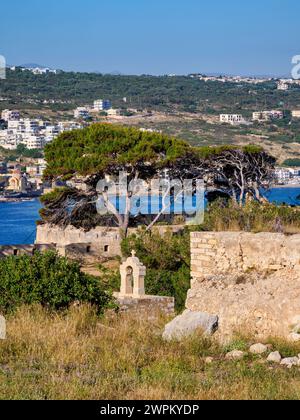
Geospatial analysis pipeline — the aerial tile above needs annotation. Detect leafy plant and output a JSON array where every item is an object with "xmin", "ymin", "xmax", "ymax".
[{"xmin": 0, "ymin": 251, "xmax": 114, "ymax": 314}]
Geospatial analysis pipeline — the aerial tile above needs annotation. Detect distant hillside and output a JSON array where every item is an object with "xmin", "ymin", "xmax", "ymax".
[{"xmin": 2, "ymin": 68, "xmax": 300, "ymax": 115}]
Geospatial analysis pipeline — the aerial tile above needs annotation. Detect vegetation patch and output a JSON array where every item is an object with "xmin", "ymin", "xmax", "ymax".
[
  {"xmin": 0, "ymin": 251, "xmax": 114, "ymax": 314},
  {"xmin": 0, "ymin": 306, "xmax": 299, "ymax": 400}
]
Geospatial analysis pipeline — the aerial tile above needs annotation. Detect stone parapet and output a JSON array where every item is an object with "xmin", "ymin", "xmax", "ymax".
[
  {"xmin": 188, "ymin": 232, "xmax": 300, "ymax": 342},
  {"xmin": 114, "ymin": 293, "xmax": 175, "ymax": 317}
]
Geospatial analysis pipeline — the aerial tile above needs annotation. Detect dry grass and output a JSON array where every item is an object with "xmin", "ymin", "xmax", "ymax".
[{"xmin": 0, "ymin": 305, "xmax": 300, "ymax": 400}]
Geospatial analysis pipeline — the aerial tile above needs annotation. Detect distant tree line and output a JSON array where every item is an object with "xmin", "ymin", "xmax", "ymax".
[{"xmin": 2, "ymin": 68, "xmax": 300, "ymax": 114}]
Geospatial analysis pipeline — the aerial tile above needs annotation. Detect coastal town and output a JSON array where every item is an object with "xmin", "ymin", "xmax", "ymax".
[{"xmin": 2, "ymin": 87, "xmax": 300, "ymax": 201}]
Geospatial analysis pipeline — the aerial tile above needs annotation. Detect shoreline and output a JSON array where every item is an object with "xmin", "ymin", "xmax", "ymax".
[
  {"xmin": 272, "ymin": 184, "xmax": 300, "ymax": 189},
  {"xmin": 0, "ymin": 198, "xmax": 38, "ymax": 204}
]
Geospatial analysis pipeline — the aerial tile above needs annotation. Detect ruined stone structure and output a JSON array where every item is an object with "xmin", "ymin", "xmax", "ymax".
[
  {"xmin": 0, "ymin": 244, "xmax": 56, "ymax": 259},
  {"xmin": 114, "ymin": 251, "xmax": 175, "ymax": 316},
  {"xmin": 36, "ymin": 224, "xmax": 185, "ymax": 262},
  {"xmin": 187, "ymin": 232, "xmax": 300, "ymax": 342},
  {"xmin": 36, "ymin": 225, "xmax": 122, "ymax": 260}
]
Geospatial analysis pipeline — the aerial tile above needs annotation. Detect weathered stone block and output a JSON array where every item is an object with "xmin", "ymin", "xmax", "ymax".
[
  {"xmin": 0, "ymin": 316, "xmax": 6, "ymax": 340},
  {"xmin": 162, "ymin": 310, "xmax": 218, "ymax": 341}
]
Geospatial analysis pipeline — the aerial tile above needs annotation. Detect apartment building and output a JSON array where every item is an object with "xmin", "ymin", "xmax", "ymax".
[
  {"xmin": 93, "ymin": 99, "xmax": 112, "ymax": 111},
  {"xmin": 292, "ymin": 110, "xmax": 300, "ymax": 118},
  {"xmin": 1, "ymin": 109, "xmax": 20, "ymax": 122},
  {"xmin": 253, "ymin": 110, "xmax": 284, "ymax": 121},
  {"xmin": 220, "ymin": 114, "xmax": 244, "ymax": 124},
  {"xmin": 277, "ymin": 81, "xmax": 289, "ymax": 91},
  {"xmin": 74, "ymin": 107, "xmax": 90, "ymax": 119},
  {"xmin": 107, "ymin": 108, "xmax": 121, "ymax": 117},
  {"xmin": 22, "ymin": 135, "xmax": 45, "ymax": 150}
]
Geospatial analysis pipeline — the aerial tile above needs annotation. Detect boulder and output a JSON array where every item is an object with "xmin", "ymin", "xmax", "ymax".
[
  {"xmin": 225, "ymin": 350, "xmax": 245, "ymax": 361},
  {"xmin": 292, "ymin": 324, "xmax": 300, "ymax": 334},
  {"xmin": 267, "ymin": 351, "xmax": 282, "ymax": 364},
  {"xmin": 249, "ymin": 343, "xmax": 268, "ymax": 355},
  {"xmin": 288, "ymin": 333, "xmax": 300, "ymax": 343},
  {"xmin": 162, "ymin": 310, "xmax": 218, "ymax": 341},
  {"xmin": 280, "ymin": 357, "xmax": 299, "ymax": 367},
  {"xmin": 0, "ymin": 316, "xmax": 6, "ymax": 340},
  {"xmin": 205, "ymin": 357, "xmax": 214, "ymax": 365}
]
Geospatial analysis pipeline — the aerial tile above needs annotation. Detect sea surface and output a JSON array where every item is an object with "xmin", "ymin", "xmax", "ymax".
[
  {"xmin": 0, "ymin": 199, "xmax": 41, "ymax": 246},
  {"xmin": 0, "ymin": 188, "xmax": 300, "ymax": 246}
]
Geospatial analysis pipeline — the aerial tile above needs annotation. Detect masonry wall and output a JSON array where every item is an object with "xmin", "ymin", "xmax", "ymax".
[
  {"xmin": 0, "ymin": 244, "xmax": 56, "ymax": 259},
  {"xmin": 114, "ymin": 293, "xmax": 175, "ymax": 317},
  {"xmin": 191, "ymin": 231, "xmax": 300, "ymax": 281},
  {"xmin": 36, "ymin": 224, "xmax": 185, "ymax": 260},
  {"xmin": 36, "ymin": 225, "xmax": 122, "ymax": 258},
  {"xmin": 188, "ymin": 232, "xmax": 300, "ymax": 341}
]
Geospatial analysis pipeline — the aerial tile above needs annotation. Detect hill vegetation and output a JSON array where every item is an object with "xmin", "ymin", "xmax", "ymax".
[
  {"xmin": 2, "ymin": 69, "xmax": 300, "ymax": 163},
  {"xmin": 2, "ymin": 68, "xmax": 300, "ymax": 114}
]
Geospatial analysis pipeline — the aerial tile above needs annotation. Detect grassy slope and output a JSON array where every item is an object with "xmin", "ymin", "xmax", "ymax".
[{"xmin": 0, "ymin": 305, "xmax": 300, "ymax": 400}]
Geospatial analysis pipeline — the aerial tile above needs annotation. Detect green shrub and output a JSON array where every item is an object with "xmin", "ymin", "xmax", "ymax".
[
  {"xmin": 201, "ymin": 199, "xmax": 300, "ymax": 233},
  {"xmin": 0, "ymin": 251, "xmax": 114, "ymax": 314}
]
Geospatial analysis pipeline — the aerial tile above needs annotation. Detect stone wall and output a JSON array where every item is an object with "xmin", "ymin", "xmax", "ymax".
[
  {"xmin": 188, "ymin": 232, "xmax": 300, "ymax": 341},
  {"xmin": 0, "ymin": 244, "xmax": 56, "ymax": 259},
  {"xmin": 36, "ymin": 224, "xmax": 185, "ymax": 261},
  {"xmin": 36, "ymin": 225, "xmax": 122, "ymax": 258},
  {"xmin": 114, "ymin": 293, "xmax": 175, "ymax": 317}
]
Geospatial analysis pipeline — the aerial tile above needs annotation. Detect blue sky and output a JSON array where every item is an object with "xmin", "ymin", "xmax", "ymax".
[{"xmin": 1, "ymin": 0, "xmax": 299, "ymax": 76}]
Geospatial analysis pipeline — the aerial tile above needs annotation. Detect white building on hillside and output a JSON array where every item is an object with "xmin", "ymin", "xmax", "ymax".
[
  {"xmin": 1, "ymin": 109, "xmax": 20, "ymax": 121},
  {"xmin": 42, "ymin": 125, "xmax": 61, "ymax": 143},
  {"xmin": 74, "ymin": 107, "xmax": 90, "ymax": 119},
  {"xmin": 292, "ymin": 110, "xmax": 300, "ymax": 118},
  {"xmin": 220, "ymin": 114, "xmax": 245, "ymax": 125},
  {"xmin": 277, "ymin": 81, "xmax": 289, "ymax": 91},
  {"xmin": 253, "ymin": 110, "xmax": 284, "ymax": 121},
  {"xmin": 22, "ymin": 135, "xmax": 45, "ymax": 150},
  {"xmin": 107, "ymin": 108, "xmax": 121, "ymax": 117},
  {"xmin": 93, "ymin": 99, "xmax": 112, "ymax": 111}
]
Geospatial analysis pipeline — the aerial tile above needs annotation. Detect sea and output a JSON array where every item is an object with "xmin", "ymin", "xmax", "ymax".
[{"xmin": 0, "ymin": 187, "xmax": 300, "ymax": 246}]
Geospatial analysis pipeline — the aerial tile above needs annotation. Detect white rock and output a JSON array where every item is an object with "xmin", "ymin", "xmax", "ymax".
[
  {"xmin": 280, "ymin": 357, "xmax": 299, "ymax": 367},
  {"xmin": 0, "ymin": 316, "xmax": 6, "ymax": 340},
  {"xmin": 205, "ymin": 357, "xmax": 214, "ymax": 365},
  {"xmin": 249, "ymin": 343, "xmax": 268, "ymax": 355},
  {"xmin": 162, "ymin": 310, "xmax": 219, "ymax": 341},
  {"xmin": 288, "ymin": 333, "xmax": 300, "ymax": 343},
  {"xmin": 291, "ymin": 315, "xmax": 300, "ymax": 326},
  {"xmin": 267, "ymin": 351, "xmax": 282, "ymax": 364},
  {"xmin": 293, "ymin": 324, "xmax": 300, "ymax": 334},
  {"xmin": 225, "ymin": 350, "xmax": 245, "ymax": 361}
]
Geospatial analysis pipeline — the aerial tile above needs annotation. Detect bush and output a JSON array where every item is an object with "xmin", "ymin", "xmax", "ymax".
[
  {"xmin": 201, "ymin": 199, "xmax": 300, "ymax": 233},
  {"xmin": 0, "ymin": 251, "xmax": 114, "ymax": 314}
]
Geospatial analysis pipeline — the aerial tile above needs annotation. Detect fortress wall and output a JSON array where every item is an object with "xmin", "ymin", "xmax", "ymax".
[
  {"xmin": 188, "ymin": 232, "xmax": 300, "ymax": 341},
  {"xmin": 35, "ymin": 224, "xmax": 185, "ymax": 260},
  {"xmin": 36, "ymin": 225, "xmax": 122, "ymax": 258},
  {"xmin": 0, "ymin": 244, "xmax": 56, "ymax": 258}
]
